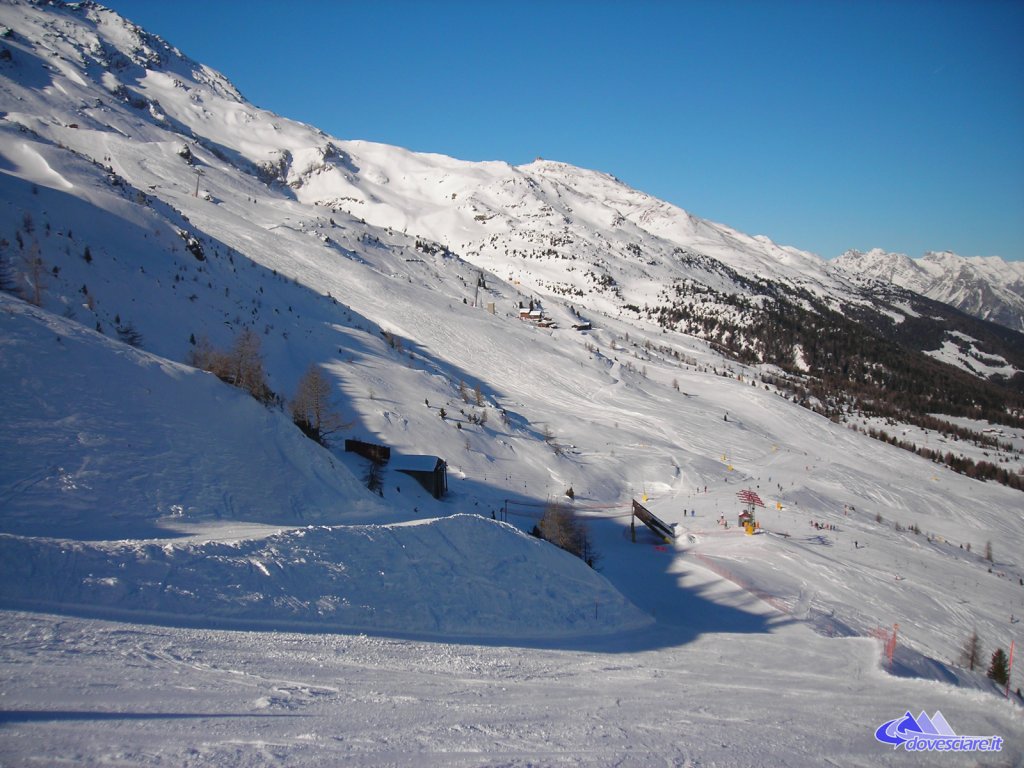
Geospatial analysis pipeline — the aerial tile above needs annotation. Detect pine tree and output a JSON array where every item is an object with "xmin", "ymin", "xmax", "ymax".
[
  {"xmin": 987, "ymin": 648, "xmax": 1010, "ymax": 686},
  {"xmin": 224, "ymin": 328, "xmax": 272, "ymax": 404},
  {"xmin": 22, "ymin": 240, "xmax": 44, "ymax": 306},
  {"xmin": 187, "ymin": 334, "xmax": 220, "ymax": 372},
  {"xmin": 365, "ymin": 460, "xmax": 383, "ymax": 496},
  {"xmin": 188, "ymin": 330, "xmax": 273, "ymax": 405},
  {"xmin": 116, "ymin": 321, "xmax": 143, "ymax": 348},
  {"xmin": 0, "ymin": 249, "xmax": 16, "ymax": 294},
  {"xmin": 960, "ymin": 629, "xmax": 982, "ymax": 671},
  {"xmin": 290, "ymin": 364, "xmax": 346, "ymax": 445},
  {"xmin": 537, "ymin": 504, "xmax": 597, "ymax": 567}
]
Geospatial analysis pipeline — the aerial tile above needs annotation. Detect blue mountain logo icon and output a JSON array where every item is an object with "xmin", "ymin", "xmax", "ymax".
[
  {"xmin": 875, "ymin": 710, "xmax": 958, "ymax": 747},
  {"xmin": 875, "ymin": 710, "xmax": 1003, "ymax": 753}
]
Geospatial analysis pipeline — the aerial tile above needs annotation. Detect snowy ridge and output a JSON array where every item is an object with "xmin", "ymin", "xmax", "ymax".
[
  {"xmin": 835, "ymin": 248, "xmax": 1024, "ymax": 332},
  {"xmin": 0, "ymin": 0, "xmax": 859, "ymax": 320}
]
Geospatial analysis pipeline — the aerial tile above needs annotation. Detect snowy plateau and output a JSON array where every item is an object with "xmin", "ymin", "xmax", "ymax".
[{"xmin": 0, "ymin": 1, "xmax": 1023, "ymax": 766}]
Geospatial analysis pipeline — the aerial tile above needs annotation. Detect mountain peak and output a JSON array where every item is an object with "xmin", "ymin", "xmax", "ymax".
[
  {"xmin": 4, "ymin": 0, "xmax": 244, "ymax": 104},
  {"xmin": 835, "ymin": 249, "xmax": 1024, "ymax": 331}
]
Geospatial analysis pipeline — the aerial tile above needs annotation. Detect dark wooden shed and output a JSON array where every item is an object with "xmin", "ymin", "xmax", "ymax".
[
  {"xmin": 345, "ymin": 439, "xmax": 391, "ymax": 465},
  {"xmin": 395, "ymin": 455, "xmax": 448, "ymax": 499}
]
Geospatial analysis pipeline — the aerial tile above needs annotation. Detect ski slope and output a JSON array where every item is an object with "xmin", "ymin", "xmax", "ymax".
[
  {"xmin": 2, "ymin": 280, "xmax": 1022, "ymax": 765},
  {"xmin": 0, "ymin": 602, "xmax": 1018, "ymax": 768}
]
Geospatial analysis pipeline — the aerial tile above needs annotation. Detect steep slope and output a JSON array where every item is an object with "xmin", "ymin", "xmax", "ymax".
[
  {"xmin": 0, "ymin": 293, "xmax": 395, "ymax": 539},
  {"xmin": 836, "ymin": 248, "xmax": 1024, "ymax": 333}
]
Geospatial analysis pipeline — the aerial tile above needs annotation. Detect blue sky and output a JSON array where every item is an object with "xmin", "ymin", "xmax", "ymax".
[{"xmin": 105, "ymin": 0, "xmax": 1024, "ymax": 261}]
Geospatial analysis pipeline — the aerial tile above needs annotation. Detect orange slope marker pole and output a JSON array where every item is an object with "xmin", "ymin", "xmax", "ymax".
[{"xmin": 1006, "ymin": 639, "xmax": 1015, "ymax": 699}]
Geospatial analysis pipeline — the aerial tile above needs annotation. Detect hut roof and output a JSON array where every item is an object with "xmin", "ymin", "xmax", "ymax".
[{"xmin": 394, "ymin": 455, "xmax": 444, "ymax": 472}]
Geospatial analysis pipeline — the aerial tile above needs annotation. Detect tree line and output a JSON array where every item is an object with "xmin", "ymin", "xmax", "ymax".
[{"xmin": 644, "ymin": 278, "xmax": 1024, "ymax": 491}]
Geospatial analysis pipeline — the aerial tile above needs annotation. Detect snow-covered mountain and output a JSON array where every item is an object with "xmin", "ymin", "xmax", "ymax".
[
  {"xmin": 835, "ymin": 248, "xmax": 1024, "ymax": 333},
  {"xmin": 3, "ymin": 0, "xmax": 1021, "ymax": 384},
  {"xmin": 1, "ymin": 2, "xmax": 1023, "ymax": 763}
]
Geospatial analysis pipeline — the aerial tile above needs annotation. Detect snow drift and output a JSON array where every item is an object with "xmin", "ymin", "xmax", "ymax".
[{"xmin": 0, "ymin": 515, "xmax": 652, "ymax": 638}]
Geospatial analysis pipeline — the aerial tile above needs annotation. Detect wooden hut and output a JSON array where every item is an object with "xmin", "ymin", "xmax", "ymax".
[
  {"xmin": 344, "ymin": 439, "xmax": 391, "ymax": 465},
  {"xmin": 395, "ymin": 455, "xmax": 448, "ymax": 499}
]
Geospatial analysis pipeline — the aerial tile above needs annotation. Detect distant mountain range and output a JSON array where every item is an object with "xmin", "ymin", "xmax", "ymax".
[{"xmin": 834, "ymin": 249, "xmax": 1024, "ymax": 333}]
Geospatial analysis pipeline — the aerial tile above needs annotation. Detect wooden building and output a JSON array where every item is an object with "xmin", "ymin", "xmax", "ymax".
[
  {"xmin": 344, "ymin": 439, "xmax": 391, "ymax": 465},
  {"xmin": 395, "ymin": 455, "xmax": 448, "ymax": 499}
]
